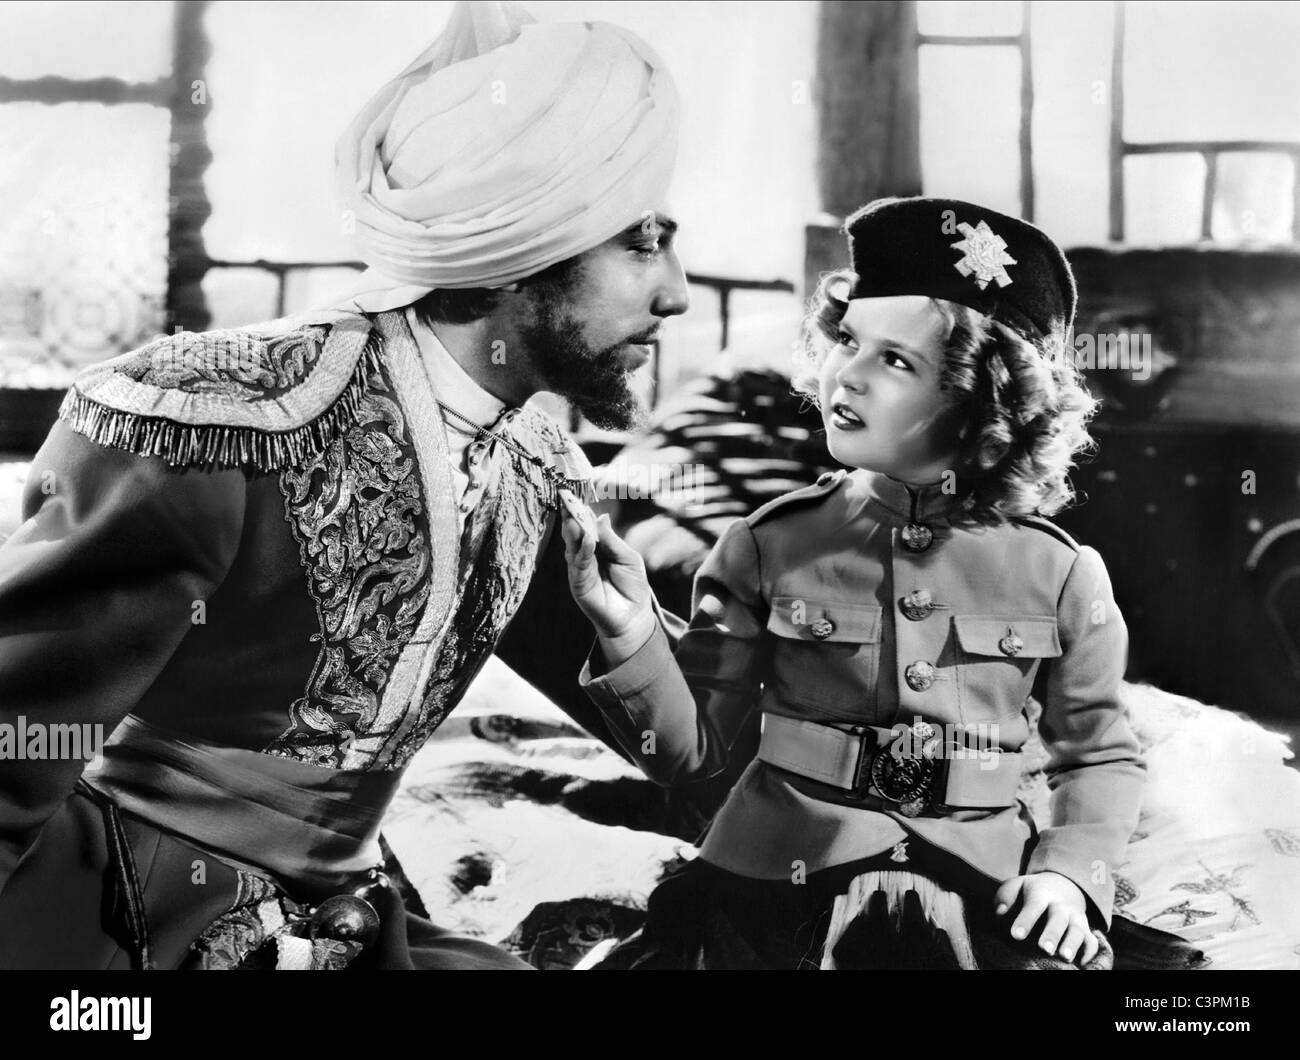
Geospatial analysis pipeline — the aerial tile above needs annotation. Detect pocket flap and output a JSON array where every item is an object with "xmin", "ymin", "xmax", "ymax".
[
  {"xmin": 767, "ymin": 597, "xmax": 882, "ymax": 643},
  {"xmin": 954, "ymin": 615, "xmax": 1062, "ymax": 658}
]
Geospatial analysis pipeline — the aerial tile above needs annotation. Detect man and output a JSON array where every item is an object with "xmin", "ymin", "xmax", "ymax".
[{"xmin": 0, "ymin": 0, "xmax": 687, "ymax": 969}]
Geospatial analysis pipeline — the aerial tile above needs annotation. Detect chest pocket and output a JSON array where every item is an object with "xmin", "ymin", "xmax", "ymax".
[
  {"xmin": 953, "ymin": 615, "xmax": 1061, "ymax": 717},
  {"xmin": 766, "ymin": 596, "xmax": 882, "ymax": 716}
]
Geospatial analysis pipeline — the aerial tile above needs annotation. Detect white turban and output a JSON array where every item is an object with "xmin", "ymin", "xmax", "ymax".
[{"xmin": 323, "ymin": 0, "xmax": 680, "ymax": 314}]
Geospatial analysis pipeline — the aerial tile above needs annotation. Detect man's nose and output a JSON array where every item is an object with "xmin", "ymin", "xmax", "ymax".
[{"xmin": 652, "ymin": 255, "xmax": 690, "ymax": 318}]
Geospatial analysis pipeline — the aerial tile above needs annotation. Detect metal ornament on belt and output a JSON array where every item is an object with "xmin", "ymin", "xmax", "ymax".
[
  {"xmin": 999, "ymin": 626, "xmax": 1024, "ymax": 657},
  {"xmin": 870, "ymin": 721, "xmax": 939, "ymax": 818},
  {"xmin": 309, "ymin": 868, "xmax": 391, "ymax": 950},
  {"xmin": 900, "ymin": 522, "xmax": 933, "ymax": 552}
]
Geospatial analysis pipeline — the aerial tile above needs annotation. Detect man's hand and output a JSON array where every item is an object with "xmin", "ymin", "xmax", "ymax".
[
  {"xmin": 559, "ymin": 490, "xmax": 656, "ymax": 666},
  {"xmin": 994, "ymin": 871, "xmax": 1099, "ymax": 965}
]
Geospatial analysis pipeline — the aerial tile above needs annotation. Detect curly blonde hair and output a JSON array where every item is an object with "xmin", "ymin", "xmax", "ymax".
[{"xmin": 792, "ymin": 269, "xmax": 1099, "ymax": 527}]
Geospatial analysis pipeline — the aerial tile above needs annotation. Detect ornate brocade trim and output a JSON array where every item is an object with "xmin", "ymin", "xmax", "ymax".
[
  {"xmin": 357, "ymin": 311, "xmax": 464, "ymax": 770},
  {"xmin": 56, "ymin": 315, "xmax": 375, "ymax": 471},
  {"xmin": 266, "ymin": 309, "xmax": 596, "ymax": 772},
  {"xmin": 266, "ymin": 347, "xmax": 432, "ymax": 768},
  {"xmin": 383, "ymin": 405, "xmax": 586, "ymax": 769},
  {"xmin": 184, "ymin": 871, "xmax": 281, "ymax": 970},
  {"xmin": 184, "ymin": 870, "xmax": 360, "ymax": 970}
]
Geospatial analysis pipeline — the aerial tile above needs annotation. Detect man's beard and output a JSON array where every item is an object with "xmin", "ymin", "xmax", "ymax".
[{"xmin": 520, "ymin": 298, "xmax": 649, "ymax": 432}]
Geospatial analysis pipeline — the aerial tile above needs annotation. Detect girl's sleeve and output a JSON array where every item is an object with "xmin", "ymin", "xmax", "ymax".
[
  {"xmin": 0, "ymin": 422, "xmax": 245, "ymax": 890},
  {"xmin": 1024, "ymin": 544, "xmax": 1147, "ymax": 928},
  {"xmin": 578, "ymin": 517, "xmax": 769, "ymax": 786},
  {"xmin": 493, "ymin": 518, "xmax": 689, "ymax": 758}
]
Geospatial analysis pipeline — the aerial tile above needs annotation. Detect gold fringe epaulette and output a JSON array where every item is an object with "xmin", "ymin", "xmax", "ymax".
[{"xmin": 56, "ymin": 315, "xmax": 379, "ymax": 473}]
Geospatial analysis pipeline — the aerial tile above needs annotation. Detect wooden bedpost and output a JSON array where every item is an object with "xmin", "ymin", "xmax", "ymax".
[{"xmin": 806, "ymin": 0, "xmax": 923, "ymax": 296}]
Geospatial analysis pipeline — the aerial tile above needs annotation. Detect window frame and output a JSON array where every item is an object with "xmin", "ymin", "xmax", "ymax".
[
  {"xmin": 915, "ymin": 0, "xmax": 1035, "ymax": 221},
  {"xmin": 1106, "ymin": 0, "xmax": 1299, "ymax": 242}
]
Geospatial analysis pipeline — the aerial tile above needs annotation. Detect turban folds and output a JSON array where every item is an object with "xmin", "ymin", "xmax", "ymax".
[{"xmin": 325, "ymin": 0, "xmax": 680, "ymax": 314}]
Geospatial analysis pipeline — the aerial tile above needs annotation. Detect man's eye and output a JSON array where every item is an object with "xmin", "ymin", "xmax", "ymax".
[{"xmin": 631, "ymin": 241, "xmax": 661, "ymax": 259}]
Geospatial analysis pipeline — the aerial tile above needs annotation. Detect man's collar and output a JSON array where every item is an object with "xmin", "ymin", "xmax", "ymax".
[
  {"xmin": 403, "ymin": 307, "xmax": 510, "ymax": 429},
  {"xmin": 853, "ymin": 467, "xmax": 970, "ymax": 524}
]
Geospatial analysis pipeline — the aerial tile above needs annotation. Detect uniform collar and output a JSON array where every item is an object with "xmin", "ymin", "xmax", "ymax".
[
  {"xmin": 855, "ymin": 468, "xmax": 971, "ymax": 525},
  {"xmin": 402, "ymin": 307, "xmax": 511, "ymax": 431}
]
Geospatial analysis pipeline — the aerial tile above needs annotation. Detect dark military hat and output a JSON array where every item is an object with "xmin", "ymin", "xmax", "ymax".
[{"xmin": 844, "ymin": 196, "xmax": 1077, "ymax": 342}]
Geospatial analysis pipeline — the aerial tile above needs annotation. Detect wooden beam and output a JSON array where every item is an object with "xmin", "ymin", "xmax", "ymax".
[
  {"xmin": 1019, "ymin": 0, "xmax": 1034, "ymax": 222},
  {"xmin": 165, "ymin": 0, "xmax": 214, "ymax": 334},
  {"xmin": 1201, "ymin": 150, "xmax": 1217, "ymax": 240},
  {"xmin": 814, "ymin": 0, "xmax": 922, "ymax": 219},
  {"xmin": 914, "ymin": 34, "xmax": 1021, "ymax": 46},
  {"xmin": 1109, "ymin": 0, "xmax": 1126, "ymax": 242},
  {"xmin": 1125, "ymin": 139, "xmax": 1300, "ymax": 155},
  {"xmin": 0, "ymin": 75, "xmax": 171, "ymax": 105}
]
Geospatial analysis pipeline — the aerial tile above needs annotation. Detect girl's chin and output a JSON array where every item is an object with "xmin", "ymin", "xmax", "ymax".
[
  {"xmin": 826, "ymin": 439, "xmax": 868, "ymax": 463},
  {"xmin": 825, "ymin": 438, "xmax": 905, "ymax": 476}
]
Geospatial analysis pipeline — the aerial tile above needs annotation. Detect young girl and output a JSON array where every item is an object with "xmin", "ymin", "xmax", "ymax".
[{"xmin": 559, "ymin": 197, "xmax": 1158, "ymax": 970}]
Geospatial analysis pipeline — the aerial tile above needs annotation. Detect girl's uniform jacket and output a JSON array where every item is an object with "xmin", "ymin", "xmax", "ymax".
[
  {"xmin": 580, "ymin": 467, "xmax": 1146, "ymax": 927},
  {"xmin": 0, "ymin": 308, "xmax": 629, "ymax": 969}
]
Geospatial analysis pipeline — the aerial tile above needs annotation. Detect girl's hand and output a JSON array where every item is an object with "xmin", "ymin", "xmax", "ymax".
[
  {"xmin": 559, "ymin": 490, "xmax": 656, "ymax": 664},
  {"xmin": 993, "ymin": 871, "xmax": 1100, "ymax": 965}
]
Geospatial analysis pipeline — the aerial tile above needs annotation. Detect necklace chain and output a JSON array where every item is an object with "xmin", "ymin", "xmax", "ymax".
[
  {"xmin": 436, "ymin": 400, "xmax": 538, "ymax": 467},
  {"xmin": 435, "ymin": 398, "xmax": 587, "ymax": 508},
  {"xmin": 403, "ymin": 310, "xmax": 588, "ymax": 508}
]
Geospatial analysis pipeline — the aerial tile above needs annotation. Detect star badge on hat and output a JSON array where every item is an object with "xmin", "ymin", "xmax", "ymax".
[{"xmin": 950, "ymin": 219, "xmax": 1017, "ymax": 290}]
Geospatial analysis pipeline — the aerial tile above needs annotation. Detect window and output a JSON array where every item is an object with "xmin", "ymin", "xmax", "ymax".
[
  {"xmin": 1113, "ymin": 0, "xmax": 1300, "ymax": 242},
  {"xmin": 917, "ymin": 0, "xmax": 1300, "ymax": 246},
  {"xmin": 0, "ymin": 1, "xmax": 176, "ymax": 385}
]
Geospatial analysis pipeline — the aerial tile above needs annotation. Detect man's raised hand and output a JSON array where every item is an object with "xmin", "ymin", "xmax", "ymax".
[{"xmin": 559, "ymin": 490, "xmax": 657, "ymax": 666}]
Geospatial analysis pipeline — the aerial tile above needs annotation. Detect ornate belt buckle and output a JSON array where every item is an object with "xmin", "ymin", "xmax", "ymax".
[{"xmin": 866, "ymin": 722, "xmax": 941, "ymax": 817}]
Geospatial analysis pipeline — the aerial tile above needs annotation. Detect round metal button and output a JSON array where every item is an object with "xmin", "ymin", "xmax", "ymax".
[
  {"xmin": 810, "ymin": 618, "xmax": 835, "ymax": 640},
  {"xmin": 900, "ymin": 589, "xmax": 936, "ymax": 621},
  {"xmin": 911, "ymin": 720, "xmax": 937, "ymax": 744},
  {"xmin": 905, "ymin": 660, "xmax": 936, "ymax": 691},
  {"xmin": 901, "ymin": 523, "xmax": 934, "ymax": 552},
  {"xmin": 999, "ymin": 628, "xmax": 1024, "ymax": 657}
]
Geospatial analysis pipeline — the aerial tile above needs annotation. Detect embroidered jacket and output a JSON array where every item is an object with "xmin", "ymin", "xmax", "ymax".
[
  {"xmin": 0, "ymin": 308, "xmax": 644, "ymax": 967},
  {"xmin": 579, "ymin": 468, "xmax": 1146, "ymax": 927}
]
